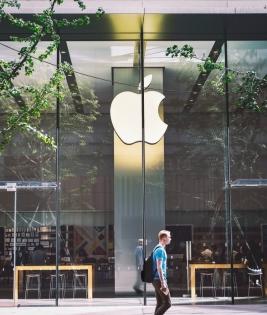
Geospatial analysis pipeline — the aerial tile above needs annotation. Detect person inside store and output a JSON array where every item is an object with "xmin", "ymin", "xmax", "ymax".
[
  {"xmin": 133, "ymin": 238, "xmax": 144, "ymax": 295},
  {"xmin": 31, "ymin": 244, "xmax": 46, "ymax": 265},
  {"xmin": 1, "ymin": 255, "xmax": 13, "ymax": 284},
  {"xmin": 212, "ymin": 243, "xmax": 225, "ymax": 263},
  {"xmin": 199, "ymin": 242, "xmax": 213, "ymax": 262},
  {"xmin": 4, "ymin": 249, "xmax": 27, "ymax": 283},
  {"xmin": 18, "ymin": 247, "xmax": 29, "ymax": 265},
  {"xmin": 46, "ymin": 246, "xmax": 56, "ymax": 264},
  {"xmin": 75, "ymin": 248, "xmax": 92, "ymax": 264},
  {"xmin": 74, "ymin": 248, "xmax": 98, "ymax": 266},
  {"xmin": 232, "ymin": 241, "xmax": 245, "ymax": 263},
  {"xmin": 11, "ymin": 246, "xmax": 29, "ymax": 266}
]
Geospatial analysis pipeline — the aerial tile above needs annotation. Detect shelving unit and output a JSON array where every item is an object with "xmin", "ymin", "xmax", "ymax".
[
  {"xmin": 4, "ymin": 227, "xmax": 40, "ymax": 258},
  {"xmin": 4, "ymin": 225, "xmax": 73, "ymax": 262}
]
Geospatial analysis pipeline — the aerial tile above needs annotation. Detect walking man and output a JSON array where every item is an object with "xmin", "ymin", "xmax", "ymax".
[{"xmin": 152, "ymin": 230, "xmax": 172, "ymax": 315}]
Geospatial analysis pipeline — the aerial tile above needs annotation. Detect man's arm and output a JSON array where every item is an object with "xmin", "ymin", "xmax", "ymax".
[{"xmin": 156, "ymin": 258, "xmax": 167, "ymax": 289}]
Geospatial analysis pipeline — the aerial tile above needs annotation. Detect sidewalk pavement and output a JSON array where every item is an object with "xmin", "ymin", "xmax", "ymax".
[{"xmin": 0, "ymin": 299, "xmax": 267, "ymax": 315}]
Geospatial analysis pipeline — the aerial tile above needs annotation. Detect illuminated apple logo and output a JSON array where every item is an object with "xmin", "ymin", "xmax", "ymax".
[{"xmin": 110, "ymin": 74, "xmax": 168, "ymax": 145}]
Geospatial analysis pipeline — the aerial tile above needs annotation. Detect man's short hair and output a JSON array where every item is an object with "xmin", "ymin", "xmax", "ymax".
[{"xmin": 158, "ymin": 230, "xmax": 171, "ymax": 240}]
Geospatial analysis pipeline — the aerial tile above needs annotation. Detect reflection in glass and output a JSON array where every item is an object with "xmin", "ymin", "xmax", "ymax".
[
  {"xmin": 145, "ymin": 41, "xmax": 228, "ymax": 298},
  {"xmin": 228, "ymin": 41, "xmax": 267, "ymax": 300},
  {"xmin": 0, "ymin": 38, "xmax": 267, "ymax": 305},
  {"xmin": 0, "ymin": 42, "xmax": 57, "ymax": 305}
]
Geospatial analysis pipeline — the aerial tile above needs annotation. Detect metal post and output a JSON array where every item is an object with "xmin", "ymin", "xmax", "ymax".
[
  {"xmin": 185, "ymin": 241, "xmax": 192, "ymax": 294},
  {"xmin": 224, "ymin": 37, "xmax": 234, "ymax": 305},
  {"xmin": 140, "ymin": 22, "xmax": 147, "ymax": 306},
  {"xmin": 55, "ymin": 42, "xmax": 61, "ymax": 306},
  {"xmin": 13, "ymin": 189, "xmax": 17, "ymax": 305}
]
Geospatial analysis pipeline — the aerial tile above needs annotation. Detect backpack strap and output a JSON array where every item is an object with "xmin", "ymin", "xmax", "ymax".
[
  {"xmin": 151, "ymin": 244, "xmax": 162, "ymax": 279},
  {"xmin": 153, "ymin": 244, "xmax": 162, "ymax": 254}
]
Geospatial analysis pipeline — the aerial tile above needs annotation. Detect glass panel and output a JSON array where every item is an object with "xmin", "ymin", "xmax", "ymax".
[
  {"xmin": 228, "ymin": 41, "xmax": 267, "ymax": 302},
  {"xmin": 0, "ymin": 43, "xmax": 18, "ymax": 304},
  {"xmin": 0, "ymin": 42, "xmax": 57, "ymax": 306},
  {"xmin": 145, "ymin": 41, "xmax": 228, "ymax": 302},
  {"xmin": 1, "ymin": 37, "xmax": 266, "ymax": 307},
  {"xmin": 60, "ymin": 41, "xmax": 140, "ymax": 300},
  {"xmin": 112, "ymin": 66, "xmax": 143, "ymax": 295}
]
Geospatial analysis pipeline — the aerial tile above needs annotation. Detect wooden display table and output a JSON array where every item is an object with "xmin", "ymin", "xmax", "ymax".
[
  {"xmin": 189, "ymin": 263, "xmax": 246, "ymax": 298},
  {"xmin": 15, "ymin": 264, "xmax": 93, "ymax": 301}
]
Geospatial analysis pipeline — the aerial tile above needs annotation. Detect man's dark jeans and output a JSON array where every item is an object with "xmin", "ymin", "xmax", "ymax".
[{"xmin": 152, "ymin": 279, "xmax": 171, "ymax": 315}]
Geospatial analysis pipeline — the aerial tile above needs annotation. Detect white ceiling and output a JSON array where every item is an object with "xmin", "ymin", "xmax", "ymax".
[{"xmin": 5, "ymin": 0, "xmax": 267, "ymax": 14}]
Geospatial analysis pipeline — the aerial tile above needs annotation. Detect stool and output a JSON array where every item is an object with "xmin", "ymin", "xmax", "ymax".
[
  {"xmin": 73, "ymin": 273, "xmax": 87, "ymax": 298},
  {"xmin": 200, "ymin": 272, "xmax": 216, "ymax": 297},
  {"xmin": 49, "ymin": 274, "xmax": 66, "ymax": 299},
  {"xmin": 248, "ymin": 272, "xmax": 263, "ymax": 297},
  {"xmin": 25, "ymin": 274, "xmax": 41, "ymax": 299},
  {"xmin": 222, "ymin": 271, "xmax": 238, "ymax": 297}
]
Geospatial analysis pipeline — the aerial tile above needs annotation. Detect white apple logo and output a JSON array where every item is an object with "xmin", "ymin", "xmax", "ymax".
[{"xmin": 110, "ymin": 74, "xmax": 168, "ymax": 145}]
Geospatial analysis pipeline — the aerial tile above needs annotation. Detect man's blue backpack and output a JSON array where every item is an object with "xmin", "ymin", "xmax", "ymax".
[{"xmin": 141, "ymin": 245, "xmax": 160, "ymax": 283}]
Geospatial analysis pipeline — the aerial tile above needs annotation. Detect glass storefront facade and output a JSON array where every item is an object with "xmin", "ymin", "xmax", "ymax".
[{"xmin": 1, "ymin": 15, "xmax": 267, "ymax": 306}]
